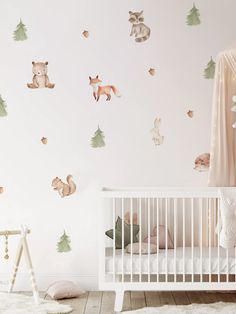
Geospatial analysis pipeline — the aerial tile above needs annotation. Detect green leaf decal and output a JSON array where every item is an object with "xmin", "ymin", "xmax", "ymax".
[
  {"xmin": 0, "ymin": 95, "xmax": 7, "ymax": 117},
  {"xmin": 186, "ymin": 3, "xmax": 201, "ymax": 26},
  {"xmin": 13, "ymin": 19, "xmax": 28, "ymax": 41},
  {"xmin": 204, "ymin": 57, "xmax": 216, "ymax": 79},
  {"xmin": 91, "ymin": 126, "xmax": 105, "ymax": 148},
  {"xmin": 57, "ymin": 231, "xmax": 71, "ymax": 253}
]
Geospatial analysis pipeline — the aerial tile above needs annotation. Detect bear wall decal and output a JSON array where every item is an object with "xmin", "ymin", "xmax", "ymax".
[{"xmin": 27, "ymin": 61, "xmax": 55, "ymax": 89}]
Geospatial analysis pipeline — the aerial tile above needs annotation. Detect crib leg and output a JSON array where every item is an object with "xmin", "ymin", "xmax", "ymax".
[{"xmin": 114, "ymin": 289, "xmax": 124, "ymax": 313}]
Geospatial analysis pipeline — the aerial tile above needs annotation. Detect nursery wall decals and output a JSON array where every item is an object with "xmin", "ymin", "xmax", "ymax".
[
  {"xmin": 13, "ymin": 19, "xmax": 27, "ymax": 41},
  {"xmin": 0, "ymin": 95, "xmax": 7, "ymax": 117},
  {"xmin": 148, "ymin": 68, "xmax": 156, "ymax": 76},
  {"xmin": 82, "ymin": 30, "xmax": 89, "ymax": 38},
  {"xmin": 41, "ymin": 137, "xmax": 48, "ymax": 145},
  {"xmin": 91, "ymin": 126, "xmax": 105, "ymax": 148},
  {"xmin": 27, "ymin": 62, "xmax": 55, "ymax": 89},
  {"xmin": 186, "ymin": 4, "xmax": 201, "ymax": 26},
  {"xmin": 0, "ymin": 1, "xmax": 231, "ymax": 284},
  {"xmin": 187, "ymin": 110, "xmax": 194, "ymax": 118},
  {"xmin": 194, "ymin": 153, "xmax": 210, "ymax": 172},
  {"xmin": 51, "ymin": 175, "xmax": 76, "ymax": 197},
  {"xmin": 151, "ymin": 118, "xmax": 164, "ymax": 146},
  {"xmin": 204, "ymin": 57, "xmax": 216, "ymax": 79},
  {"xmin": 129, "ymin": 11, "xmax": 151, "ymax": 43},
  {"xmin": 57, "ymin": 231, "xmax": 71, "ymax": 253},
  {"xmin": 89, "ymin": 76, "xmax": 121, "ymax": 101}
]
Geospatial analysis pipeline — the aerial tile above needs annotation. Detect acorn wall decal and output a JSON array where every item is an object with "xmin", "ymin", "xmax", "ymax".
[
  {"xmin": 41, "ymin": 137, "xmax": 48, "ymax": 144},
  {"xmin": 148, "ymin": 68, "xmax": 156, "ymax": 76},
  {"xmin": 82, "ymin": 30, "xmax": 89, "ymax": 38},
  {"xmin": 187, "ymin": 110, "xmax": 194, "ymax": 118}
]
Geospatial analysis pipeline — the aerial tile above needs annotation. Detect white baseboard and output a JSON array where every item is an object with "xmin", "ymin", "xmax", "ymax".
[{"xmin": 0, "ymin": 273, "xmax": 98, "ymax": 291}]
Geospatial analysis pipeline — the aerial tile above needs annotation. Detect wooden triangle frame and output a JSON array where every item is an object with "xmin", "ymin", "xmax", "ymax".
[{"xmin": 0, "ymin": 226, "xmax": 40, "ymax": 304}]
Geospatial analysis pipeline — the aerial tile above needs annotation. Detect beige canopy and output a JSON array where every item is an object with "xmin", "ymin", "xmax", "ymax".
[{"xmin": 208, "ymin": 48, "xmax": 236, "ymax": 187}]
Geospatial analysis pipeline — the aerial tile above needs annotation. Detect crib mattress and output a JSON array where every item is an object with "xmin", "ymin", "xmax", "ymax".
[{"xmin": 105, "ymin": 247, "xmax": 236, "ymax": 275}]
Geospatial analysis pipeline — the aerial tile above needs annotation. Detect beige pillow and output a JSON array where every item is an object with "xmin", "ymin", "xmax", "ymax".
[
  {"xmin": 46, "ymin": 280, "xmax": 85, "ymax": 300},
  {"xmin": 126, "ymin": 242, "xmax": 157, "ymax": 254},
  {"xmin": 143, "ymin": 225, "xmax": 174, "ymax": 249}
]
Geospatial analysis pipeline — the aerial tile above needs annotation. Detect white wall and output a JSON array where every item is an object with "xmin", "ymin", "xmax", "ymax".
[{"xmin": 0, "ymin": 0, "xmax": 235, "ymax": 290}]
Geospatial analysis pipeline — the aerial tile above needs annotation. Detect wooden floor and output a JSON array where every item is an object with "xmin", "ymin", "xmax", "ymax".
[{"xmin": 53, "ymin": 291, "xmax": 236, "ymax": 313}]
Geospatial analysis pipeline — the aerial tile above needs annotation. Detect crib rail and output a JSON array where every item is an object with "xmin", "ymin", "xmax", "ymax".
[
  {"xmin": 101, "ymin": 187, "xmax": 220, "ymax": 198},
  {"xmin": 99, "ymin": 187, "xmax": 236, "ymax": 292}
]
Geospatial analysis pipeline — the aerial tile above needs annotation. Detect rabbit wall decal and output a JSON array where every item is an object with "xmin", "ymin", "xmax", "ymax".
[{"xmin": 151, "ymin": 118, "xmax": 164, "ymax": 146}]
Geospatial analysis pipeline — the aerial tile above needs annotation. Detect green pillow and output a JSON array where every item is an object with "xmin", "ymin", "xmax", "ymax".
[{"xmin": 105, "ymin": 216, "xmax": 139, "ymax": 249}]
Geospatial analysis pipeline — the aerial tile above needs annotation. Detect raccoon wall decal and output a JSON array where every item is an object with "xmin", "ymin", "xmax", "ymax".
[{"xmin": 129, "ymin": 11, "xmax": 151, "ymax": 43}]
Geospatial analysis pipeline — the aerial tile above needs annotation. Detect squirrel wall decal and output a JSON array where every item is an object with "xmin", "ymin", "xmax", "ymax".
[{"xmin": 51, "ymin": 175, "xmax": 76, "ymax": 197}]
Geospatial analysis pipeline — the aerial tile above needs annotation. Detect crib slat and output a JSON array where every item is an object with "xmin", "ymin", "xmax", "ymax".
[
  {"xmin": 130, "ymin": 198, "xmax": 133, "ymax": 283},
  {"xmin": 174, "ymin": 198, "xmax": 177, "ymax": 283},
  {"xmin": 227, "ymin": 249, "xmax": 229, "ymax": 282},
  {"xmin": 235, "ymin": 244, "xmax": 236, "ymax": 282},
  {"xmin": 183, "ymin": 198, "xmax": 185, "ymax": 282},
  {"xmin": 139, "ymin": 198, "xmax": 142, "ymax": 282},
  {"xmin": 200, "ymin": 199, "xmax": 203, "ymax": 283},
  {"xmin": 208, "ymin": 198, "xmax": 212, "ymax": 282},
  {"xmin": 156, "ymin": 198, "xmax": 159, "ymax": 283},
  {"xmin": 217, "ymin": 198, "xmax": 220, "ymax": 283},
  {"xmin": 113, "ymin": 198, "xmax": 116, "ymax": 282},
  {"xmin": 148, "ymin": 198, "xmax": 151, "ymax": 282},
  {"xmin": 122, "ymin": 198, "xmax": 124, "ymax": 282},
  {"xmin": 191, "ymin": 198, "xmax": 194, "ymax": 282},
  {"xmin": 214, "ymin": 199, "xmax": 217, "ymax": 247},
  {"xmin": 165, "ymin": 198, "xmax": 168, "ymax": 282},
  {"xmin": 152, "ymin": 198, "xmax": 155, "ymax": 236}
]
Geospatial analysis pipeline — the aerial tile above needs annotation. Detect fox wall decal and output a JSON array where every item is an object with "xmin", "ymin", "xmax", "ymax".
[{"xmin": 89, "ymin": 75, "xmax": 121, "ymax": 102}]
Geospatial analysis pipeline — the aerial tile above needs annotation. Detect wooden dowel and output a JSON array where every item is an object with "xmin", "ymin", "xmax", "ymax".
[{"xmin": 0, "ymin": 230, "xmax": 30, "ymax": 236}]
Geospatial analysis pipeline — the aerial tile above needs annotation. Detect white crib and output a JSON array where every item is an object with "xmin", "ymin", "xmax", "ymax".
[{"xmin": 99, "ymin": 187, "xmax": 236, "ymax": 312}]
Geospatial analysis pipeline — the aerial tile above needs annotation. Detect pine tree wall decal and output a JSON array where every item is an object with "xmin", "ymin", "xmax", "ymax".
[
  {"xmin": 57, "ymin": 231, "xmax": 71, "ymax": 253},
  {"xmin": 204, "ymin": 57, "xmax": 216, "ymax": 79},
  {"xmin": 13, "ymin": 19, "xmax": 28, "ymax": 41},
  {"xmin": 91, "ymin": 126, "xmax": 105, "ymax": 148},
  {"xmin": 186, "ymin": 3, "xmax": 201, "ymax": 26},
  {"xmin": 0, "ymin": 95, "xmax": 7, "ymax": 117}
]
